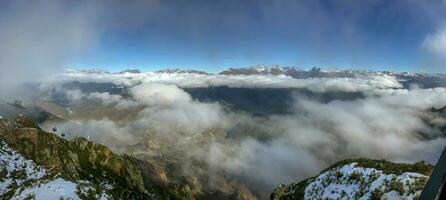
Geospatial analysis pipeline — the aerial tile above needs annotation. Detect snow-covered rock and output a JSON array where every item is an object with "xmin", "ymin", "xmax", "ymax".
[
  {"xmin": 0, "ymin": 141, "xmax": 46, "ymax": 194},
  {"xmin": 304, "ymin": 163, "xmax": 427, "ymax": 200},
  {"xmin": 219, "ymin": 64, "xmax": 304, "ymax": 76},
  {"xmin": 12, "ymin": 178, "xmax": 80, "ymax": 200},
  {"xmin": 271, "ymin": 159, "xmax": 432, "ymax": 200},
  {"xmin": 0, "ymin": 141, "xmax": 108, "ymax": 199}
]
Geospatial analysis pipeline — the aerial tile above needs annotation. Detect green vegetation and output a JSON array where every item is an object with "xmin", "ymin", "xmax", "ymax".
[
  {"xmin": 370, "ymin": 188, "xmax": 384, "ymax": 200},
  {"xmin": 324, "ymin": 158, "xmax": 433, "ymax": 176},
  {"xmin": 270, "ymin": 180, "xmax": 311, "ymax": 200}
]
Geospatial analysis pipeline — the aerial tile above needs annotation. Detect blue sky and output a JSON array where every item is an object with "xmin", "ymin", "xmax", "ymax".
[{"xmin": 2, "ymin": 0, "xmax": 446, "ymax": 73}]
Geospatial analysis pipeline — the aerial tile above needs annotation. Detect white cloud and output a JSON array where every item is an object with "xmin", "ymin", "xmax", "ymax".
[
  {"xmin": 85, "ymin": 92, "xmax": 138, "ymax": 108},
  {"xmin": 65, "ymin": 89, "xmax": 85, "ymax": 102},
  {"xmin": 421, "ymin": 26, "xmax": 446, "ymax": 72},
  {"xmin": 423, "ymin": 26, "xmax": 446, "ymax": 56},
  {"xmin": 0, "ymin": 1, "xmax": 99, "ymax": 99},
  {"xmin": 43, "ymin": 76, "xmax": 446, "ymax": 197},
  {"xmin": 131, "ymin": 83, "xmax": 192, "ymax": 106},
  {"xmin": 54, "ymin": 118, "xmax": 137, "ymax": 153},
  {"xmin": 136, "ymin": 100, "xmax": 230, "ymax": 135},
  {"xmin": 203, "ymin": 87, "xmax": 446, "ymax": 192},
  {"xmin": 86, "ymin": 92, "xmax": 123, "ymax": 104},
  {"xmin": 129, "ymin": 83, "xmax": 232, "ymax": 134},
  {"xmin": 59, "ymin": 71, "xmax": 403, "ymax": 93}
]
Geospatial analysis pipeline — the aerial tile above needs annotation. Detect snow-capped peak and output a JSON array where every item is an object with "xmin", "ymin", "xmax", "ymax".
[
  {"xmin": 219, "ymin": 64, "xmax": 304, "ymax": 76},
  {"xmin": 156, "ymin": 68, "xmax": 209, "ymax": 75}
]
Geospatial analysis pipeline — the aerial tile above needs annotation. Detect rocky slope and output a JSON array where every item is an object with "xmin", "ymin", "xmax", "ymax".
[
  {"xmin": 0, "ymin": 140, "xmax": 108, "ymax": 199},
  {"xmin": 271, "ymin": 159, "xmax": 433, "ymax": 200},
  {"xmin": 0, "ymin": 116, "xmax": 150, "ymax": 199},
  {"xmin": 0, "ymin": 116, "xmax": 255, "ymax": 199}
]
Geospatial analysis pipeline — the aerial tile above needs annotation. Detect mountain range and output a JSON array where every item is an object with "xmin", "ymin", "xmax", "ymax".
[
  {"xmin": 67, "ymin": 65, "xmax": 446, "ymax": 89},
  {"xmin": 73, "ymin": 65, "xmax": 446, "ymax": 78}
]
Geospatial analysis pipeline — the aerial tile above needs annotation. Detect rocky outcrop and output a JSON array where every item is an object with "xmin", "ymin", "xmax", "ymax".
[
  {"xmin": 271, "ymin": 158, "xmax": 433, "ymax": 200},
  {"xmin": 0, "ymin": 116, "xmax": 256, "ymax": 200},
  {"xmin": 0, "ymin": 116, "xmax": 150, "ymax": 199}
]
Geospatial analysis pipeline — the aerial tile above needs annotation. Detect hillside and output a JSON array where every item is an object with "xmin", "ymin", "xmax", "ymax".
[
  {"xmin": 0, "ymin": 140, "xmax": 109, "ymax": 199},
  {"xmin": 271, "ymin": 159, "xmax": 433, "ymax": 200},
  {"xmin": 0, "ymin": 116, "xmax": 153, "ymax": 199},
  {"xmin": 0, "ymin": 116, "xmax": 254, "ymax": 199}
]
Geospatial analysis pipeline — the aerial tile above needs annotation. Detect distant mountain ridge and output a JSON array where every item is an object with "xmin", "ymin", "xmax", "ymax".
[
  {"xmin": 219, "ymin": 64, "xmax": 304, "ymax": 76},
  {"xmin": 63, "ymin": 66, "xmax": 446, "ymax": 89},
  {"xmin": 220, "ymin": 65, "xmax": 446, "ymax": 79},
  {"xmin": 156, "ymin": 68, "xmax": 209, "ymax": 75},
  {"xmin": 118, "ymin": 69, "xmax": 141, "ymax": 74},
  {"xmin": 67, "ymin": 65, "xmax": 446, "ymax": 78}
]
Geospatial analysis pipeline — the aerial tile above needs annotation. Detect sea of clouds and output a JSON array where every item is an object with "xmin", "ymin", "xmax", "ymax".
[
  {"xmin": 57, "ymin": 70, "xmax": 403, "ymax": 92},
  {"xmin": 33, "ymin": 71, "xmax": 446, "ymax": 196}
]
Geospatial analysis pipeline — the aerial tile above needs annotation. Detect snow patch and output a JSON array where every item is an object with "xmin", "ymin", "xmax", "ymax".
[
  {"xmin": 12, "ymin": 178, "xmax": 79, "ymax": 200},
  {"xmin": 0, "ymin": 141, "xmax": 46, "ymax": 194},
  {"xmin": 304, "ymin": 163, "xmax": 428, "ymax": 200},
  {"xmin": 0, "ymin": 141, "xmax": 109, "ymax": 199}
]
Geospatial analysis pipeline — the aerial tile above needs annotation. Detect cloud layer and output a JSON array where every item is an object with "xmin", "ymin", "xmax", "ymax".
[
  {"xmin": 57, "ymin": 70, "xmax": 403, "ymax": 93},
  {"xmin": 0, "ymin": 1, "xmax": 99, "ymax": 99},
  {"xmin": 422, "ymin": 26, "xmax": 446, "ymax": 72},
  {"xmin": 37, "ymin": 77, "xmax": 446, "ymax": 197}
]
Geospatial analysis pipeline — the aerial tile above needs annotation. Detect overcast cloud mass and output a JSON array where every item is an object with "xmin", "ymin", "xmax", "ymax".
[{"xmin": 32, "ymin": 71, "xmax": 446, "ymax": 196}]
